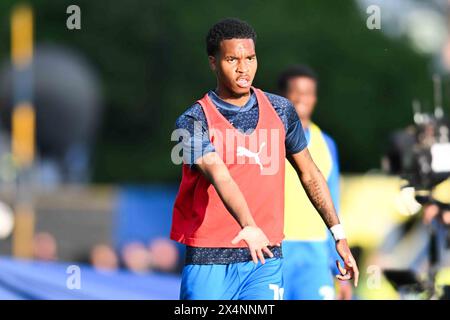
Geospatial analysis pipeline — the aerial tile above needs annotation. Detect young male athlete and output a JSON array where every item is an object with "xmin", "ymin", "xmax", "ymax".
[
  {"xmin": 171, "ymin": 18, "xmax": 358, "ymax": 300},
  {"xmin": 279, "ymin": 65, "xmax": 353, "ymax": 300}
]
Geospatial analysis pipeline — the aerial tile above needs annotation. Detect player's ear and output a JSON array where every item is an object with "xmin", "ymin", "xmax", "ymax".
[{"xmin": 208, "ymin": 55, "xmax": 217, "ymax": 72}]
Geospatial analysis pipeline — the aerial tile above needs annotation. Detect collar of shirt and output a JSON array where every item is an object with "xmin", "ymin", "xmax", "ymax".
[{"xmin": 207, "ymin": 89, "xmax": 256, "ymax": 115}]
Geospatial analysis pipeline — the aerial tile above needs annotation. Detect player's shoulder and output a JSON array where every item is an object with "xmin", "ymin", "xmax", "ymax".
[
  {"xmin": 262, "ymin": 91, "xmax": 293, "ymax": 111},
  {"xmin": 175, "ymin": 101, "xmax": 205, "ymax": 129},
  {"xmin": 320, "ymin": 129, "xmax": 335, "ymax": 143},
  {"xmin": 320, "ymin": 129, "xmax": 338, "ymax": 153},
  {"xmin": 262, "ymin": 91, "xmax": 298, "ymax": 129}
]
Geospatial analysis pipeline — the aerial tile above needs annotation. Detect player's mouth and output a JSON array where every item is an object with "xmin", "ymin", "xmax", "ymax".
[{"xmin": 236, "ymin": 77, "xmax": 251, "ymax": 88}]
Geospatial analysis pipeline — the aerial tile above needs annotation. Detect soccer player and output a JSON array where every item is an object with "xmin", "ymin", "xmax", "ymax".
[
  {"xmin": 171, "ymin": 18, "xmax": 358, "ymax": 300},
  {"xmin": 279, "ymin": 65, "xmax": 353, "ymax": 300}
]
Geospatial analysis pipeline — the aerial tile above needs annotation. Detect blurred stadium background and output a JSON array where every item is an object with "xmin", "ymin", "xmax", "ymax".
[{"xmin": 0, "ymin": 0, "xmax": 450, "ymax": 299}]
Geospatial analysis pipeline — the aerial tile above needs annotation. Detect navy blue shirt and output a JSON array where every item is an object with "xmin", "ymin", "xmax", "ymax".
[{"xmin": 175, "ymin": 89, "xmax": 307, "ymax": 166}]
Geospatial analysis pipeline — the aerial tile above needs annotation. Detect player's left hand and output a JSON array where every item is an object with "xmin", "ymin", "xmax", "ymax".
[{"xmin": 335, "ymin": 239, "xmax": 359, "ymax": 287}]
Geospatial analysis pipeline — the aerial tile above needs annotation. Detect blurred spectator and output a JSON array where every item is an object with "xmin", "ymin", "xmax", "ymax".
[
  {"xmin": 121, "ymin": 242, "xmax": 151, "ymax": 274},
  {"xmin": 33, "ymin": 232, "xmax": 57, "ymax": 261},
  {"xmin": 423, "ymin": 204, "xmax": 450, "ymax": 225},
  {"xmin": 148, "ymin": 238, "xmax": 178, "ymax": 273},
  {"xmin": 90, "ymin": 244, "xmax": 119, "ymax": 272}
]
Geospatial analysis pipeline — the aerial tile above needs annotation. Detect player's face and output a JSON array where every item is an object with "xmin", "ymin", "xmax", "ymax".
[
  {"xmin": 209, "ymin": 38, "xmax": 257, "ymax": 96},
  {"xmin": 285, "ymin": 77, "xmax": 317, "ymax": 122}
]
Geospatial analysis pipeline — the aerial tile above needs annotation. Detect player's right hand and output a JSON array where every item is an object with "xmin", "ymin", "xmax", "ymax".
[{"xmin": 231, "ymin": 226, "xmax": 274, "ymax": 264}]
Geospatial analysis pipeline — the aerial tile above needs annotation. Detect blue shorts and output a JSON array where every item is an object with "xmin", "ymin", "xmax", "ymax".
[
  {"xmin": 282, "ymin": 241, "xmax": 335, "ymax": 300},
  {"xmin": 180, "ymin": 257, "xmax": 284, "ymax": 300}
]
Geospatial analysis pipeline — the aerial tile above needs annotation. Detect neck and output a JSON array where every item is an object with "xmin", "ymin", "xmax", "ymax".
[{"xmin": 215, "ymin": 84, "xmax": 250, "ymax": 107}]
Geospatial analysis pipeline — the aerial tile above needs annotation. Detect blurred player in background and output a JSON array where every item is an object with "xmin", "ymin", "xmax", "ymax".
[
  {"xmin": 278, "ymin": 65, "xmax": 353, "ymax": 300},
  {"xmin": 171, "ymin": 19, "xmax": 358, "ymax": 300}
]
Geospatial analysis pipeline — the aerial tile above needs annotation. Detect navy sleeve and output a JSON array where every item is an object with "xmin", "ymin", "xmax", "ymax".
[
  {"xmin": 174, "ymin": 103, "xmax": 215, "ymax": 167},
  {"xmin": 264, "ymin": 92, "xmax": 308, "ymax": 155}
]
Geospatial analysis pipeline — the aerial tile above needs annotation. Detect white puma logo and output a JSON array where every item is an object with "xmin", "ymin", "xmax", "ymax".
[{"xmin": 237, "ymin": 142, "xmax": 266, "ymax": 171}]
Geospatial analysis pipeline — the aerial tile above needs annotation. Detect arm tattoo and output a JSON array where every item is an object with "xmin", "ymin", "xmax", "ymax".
[{"xmin": 298, "ymin": 152, "xmax": 339, "ymax": 228}]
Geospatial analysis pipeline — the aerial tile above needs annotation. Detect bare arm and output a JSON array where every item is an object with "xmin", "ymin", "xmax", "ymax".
[
  {"xmin": 196, "ymin": 152, "xmax": 256, "ymax": 228},
  {"xmin": 287, "ymin": 147, "xmax": 359, "ymax": 286},
  {"xmin": 287, "ymin": 148, "xmax": 339, "ymax": 228},
  {"xmin": 194, "ymin": 152, "xmax": 274, "ymax": 263}
]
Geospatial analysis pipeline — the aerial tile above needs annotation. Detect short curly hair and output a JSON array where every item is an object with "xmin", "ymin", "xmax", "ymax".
[
  {"xmin": 277, "ymin": 65, "xmax": 318, "ymax": 94},
  {"xmin": 206, "ymin": 18, "xmax": 257, "ymax": 56}
]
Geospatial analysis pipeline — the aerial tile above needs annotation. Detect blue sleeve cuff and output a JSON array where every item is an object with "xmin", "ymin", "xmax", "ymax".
[
  {"xmin": 181, "ymin": 136, "xmax": 215, "ymax": 168},
  {"xmin": 189, "ymin": 142, "xmax": 215, "ymax": 168},
  {"xmin": 286, "ymin": 120, "xmax": 308, "ymax": 154}
]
